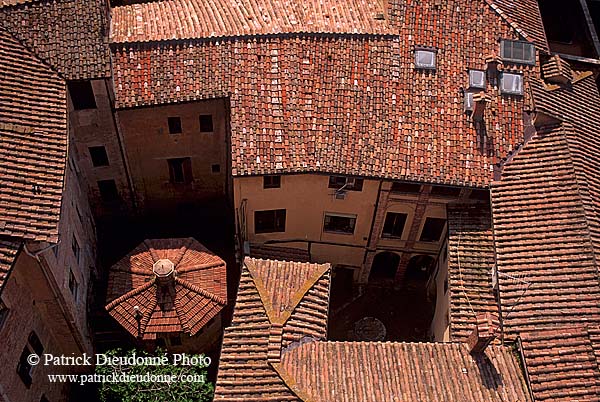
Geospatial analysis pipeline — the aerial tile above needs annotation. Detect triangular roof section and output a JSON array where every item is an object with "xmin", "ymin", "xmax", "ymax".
[
  {"xmin": 245, "ymin": 257, "xmax": 330, "ymax": 325},
  {"xmin": 485, "ymin": 0, "xmax": 549, "ymax": 51}
]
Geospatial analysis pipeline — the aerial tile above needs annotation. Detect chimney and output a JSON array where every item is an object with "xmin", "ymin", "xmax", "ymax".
[
  {"xmin": 541, "ymin": 55, "xmax": 573, "ymax": 85},
  {"xmin": 472, "ymin": 92, "xmax": 491, "ymax": 121},
  {"xmin": 468, "ymin": 312, "xmax": 500, "ymax": 354},
  {"xmin": 153, "ymin": 259, "xmax": 175, "ymax": 286}
]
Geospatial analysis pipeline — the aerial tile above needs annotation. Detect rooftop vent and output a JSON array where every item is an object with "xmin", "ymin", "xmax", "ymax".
[
  {"xmin": 541, "ymin": 55, "xmax": 574, "ymax": 85},
  {"xmin": 468, "ymin": 312, "xmax": 500, "ymax": 354}
]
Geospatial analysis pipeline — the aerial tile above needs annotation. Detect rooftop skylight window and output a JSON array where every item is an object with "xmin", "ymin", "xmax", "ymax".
[
  {"xmin": 415, "ymin": 48, "xmax": 436, "ymax": 70},
  {"xmin": 500, "ymin": 73, "xmax": 524, "ymax": 95},
  {"xmin": 500, "ymin": 40, "xmax": 536, "ymax": 65}
]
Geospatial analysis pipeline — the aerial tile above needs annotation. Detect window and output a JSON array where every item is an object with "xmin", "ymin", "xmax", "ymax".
[
  {"xmin": 323, "ymin": 213, "xmax": 357, "ymax": 234},
  {"xmin": 500, "ymin": 73, "xmax": 524, "ymax": 95},
  {"xmin": 420, "ymin": 217, "xmax": 447, "ymax": 242},
  {"xmin": 391, "ymin": 182, "xmax": 421, "ymax": 193},
  {"xmin": 382, "ymin": 212, "xmax": 408, "ymax": 238},
  {"xmin": 17, "ymin": 346, "xmax": 33, "ymax": 387},
  {"xmin": 0, "ymin": 299, "xmax": 8, "ymax": 330},
  {"xmin": 68, "ymin": 269, "xmax": 78, "ymax": 300},
  {"xmin": 72, "ymin": 235, "xmax": 80, "ymax": 263},
  {"xmin": 88, "ymin": 146, "xmax": 109, "ymax": 167},
  {"xmin": 263, "ymin": 175, "xmax": 281, "ymax": 189},
  {"xmin": 211, "ymin": 164, "xmax": 220, "ymax": 173},
  {"xmin": 328, "ymin": 176, "xmax": 363, "ymax": 191},
  {"xmin": 469, "ymin": 69, "xmax": 486, "ymax": 89},
  {"xmin": 199, "ymin": 115, "xmax": 214, "ymax": 132},
  {"xmin": 500, "ymin": 40, "xmax": 536, "ymax": 64},
  {"xmin": 431, "ymin": 185, "xmax": 462, "ymax": 197},
  {"xmin": 97, "ymin": 180, "xmax": 119, "ymax": 202},
  {"xmin": 167, "ymin": 158, "xmax": 193, "ymax": 184},
  {"xmin": 168, "ymin": 117, "xmax": 182, "ymax": 134},
  {"xmin": 67, "ymin": 81, "xmax": 96, "ymax": 110},
  {"xmin": 469, "ymin": 189, "xmax": 490, "ymax": 201},
  {"xmin": 415, "ymin": 48, "xmax": 436, "ymax": 69},
  {"xmin": 17, "ymin": 332, "xmax": 44, "ymax": 387},
  {"xmin": 255, "ymin": 209, "xmax": 286, "ymax": 233}
]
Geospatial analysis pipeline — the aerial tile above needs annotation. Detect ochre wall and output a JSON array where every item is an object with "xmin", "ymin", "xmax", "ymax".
[{"xmin": 117, "ymin": 99, "xmax": 229, "ymax": 213}]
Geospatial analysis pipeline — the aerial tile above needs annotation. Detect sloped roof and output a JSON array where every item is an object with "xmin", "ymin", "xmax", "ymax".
[
  {"xmin": 447, "ymin": 204, "xmax": 498, "ymax": 342},
  {"xmin": 0, "ymin": 28, "xmax": 67, "ymax": 242},
  {"xmin": 112, "ymin": 0, "xmax": 532, "ymax": 185},
  {"xmin": 215, "ymin": 257, "xmax": 531, "ymax": 401},
  {"xmin": 111, "ymin": 0, "xmax": 389, "ymax": 43},
  {"xmin": 0, "ymin": 238, "xmax": 21, "ymax": 292},
  {"xmin": 275, "ymin": 341, "xmax": 531, "ymax": 402},
  {"xmin": 214, "ymin": 257, "xmax": 330, "ymax": 401},
  {"xmin": 520, "ymin": 326, "xmax": 600, "ymax": 401},
  {"xmin": 484, "ymin": 0, "xmax": 549, "ymax": 51},
  {"xmin": 105, "ymin": 238, "xmax": 227, "ymax": 340},
  {"xmin": 0, "ymin": 0, "xmax": 110, "ymax": 80}
]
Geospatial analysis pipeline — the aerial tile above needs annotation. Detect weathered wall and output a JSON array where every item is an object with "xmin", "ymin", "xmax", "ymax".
[
  {"xmin": 68, "ymin": 79, "xmax": 132, "ymax": 215},
  {"xmin": 116, "ymin": 99, "xmax": 229, "ymax": 213},
  {"xmin": 431, "ymin": 237, "xmax": 451, "ymax": 342},
  {"xmin": 0, "ymin": 253, "xmax": 74, "ymax": 402}
]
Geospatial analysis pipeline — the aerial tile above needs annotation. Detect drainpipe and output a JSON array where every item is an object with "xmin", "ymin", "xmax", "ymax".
[
  {"xmin": 361, "ymin": 179, "xmax": 384, "ymax": 283},
  {"xmin": 105, "ymin": 79, "xmax": 137, "ymax": 211},
  {"xmin": 23, "ymin": 242, "xmax": 87, "ymax": 354}
]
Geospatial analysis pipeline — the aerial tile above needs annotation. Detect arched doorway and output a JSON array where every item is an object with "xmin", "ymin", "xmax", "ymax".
[{"xmin": 368, "ymin": 252, "xmax": 400, "ymax": 282}]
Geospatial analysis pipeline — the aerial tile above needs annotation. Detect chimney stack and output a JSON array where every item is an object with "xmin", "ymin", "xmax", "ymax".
[{"xmin": 468, "ymin": 312, "xmax": 500, "ymax": 354}]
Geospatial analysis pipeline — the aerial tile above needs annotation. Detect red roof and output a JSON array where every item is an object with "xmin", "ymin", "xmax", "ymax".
[
  {"xmin": 105, "ymin": 238, "xmax": 227, "ymax": 340},
  {"xmin": 215, "ymin": 257, "xmax": 531, "ymax": 401},
  {"xmin": 0, "ymin": 27, "xmax": 67, "ymax": 242},
  {"xmin": 0, "ymin": 238, "xmax": 20, "ymax": 292},
  {"xmin": 111, "ymin": 0, "xmax": 389, "ymax": 43},
  {"xmin": 0, "ymin": 0, "xmax": 110, "ymax": 80},
  {"xmin": 447, "ymin": 204, "xmax": 499, "ymax": 342},
  {"xmin": 111, "ymin": 0, "xmax": 537, "ymax": 185}
]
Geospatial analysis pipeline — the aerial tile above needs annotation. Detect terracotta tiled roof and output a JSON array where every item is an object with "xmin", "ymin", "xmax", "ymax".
[
  {"xmin": 112, "ymin": 0, "xmax": 533, "ymax": 185},
  {"xmin": 447, "ymin": 204, "xmax": 498, "ymax": 342},
  {"xmin": 0, "ymin": 0, "xmax": 110, "ymax": 80},
  {"xmin": 214, "ymin": 257, "xmax": 330, "ymax": 401},
  {"xmin": 521, "ymin": 326, "xmax": 600, "ymax": 401},
  {"xmin": 274, "ymin": 341, "xmax": 531, "ymax": 402},
  {"xmin": 0, "ymin": 28, "xmax": 67, "ymax": 242},
  {"xmin": 492, "ymin": 123, "xmax": 600, "ymax": 337},
  {"xmin": 216, "ymin": 257, "xmax": 531, "ymax": 401},
  {"xmin": 484, "ymin": 0, "xmax": 549, "ymax": 51},
  {"xmin": 0, "ymin": 238, "xmax": 20, "ymax": 292},
  {"xmin": 111, "ymin": 0, "xmax": 389, "ymax": 43},
  {"xmin": 105, "ymin": 238, "xmax": 227, "ymax": 340}
]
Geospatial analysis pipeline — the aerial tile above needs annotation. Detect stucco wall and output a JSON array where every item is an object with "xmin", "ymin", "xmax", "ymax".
[
  {"xmin": 431, "ymin": 237, "xmax": 451, "ymax": 342},
  {"xmin": 116, "ymin": 99, "xmax": 229, "ymax": 213}
]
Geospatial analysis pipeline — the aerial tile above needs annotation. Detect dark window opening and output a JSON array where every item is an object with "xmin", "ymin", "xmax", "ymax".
[
  {"xmin": 0, "ymin": 299, "xmax": 8, "ymax": 330},
  {"xmin": 40, "ymin": 395, "xmax": 50, "ymax": 402},
  {"xmin": 469, "ymin": 189, "xmax": 490, "ymax": 201},
  {"xmin": 97, "ymin": 180, "xmax": 119, "ymax": 202},
  {"xmin": 328, "ymin": 176, "xmax": 363, "ymax": 191},
  {"xmin": 382, "ymin": 212, "xmax": 408, "ymax": 238},
  {"xmin": 420, "ymin": 217, "xmax": 447, "ymax": 242},
  {"xmin": 199, "ymin": 115, "xmax": 214, "ymax": 132},
  {"xmin": 88, "ymin": 146, "xmax": 109, "ymax": 167},
  {"xmin": 156, "ymin": 338, "xmax": 166, "ymax": 348},
  {"xmin": 323, "ymin": 214, "xmax": 356, "ymax": 234},
  {"xmin": 168, "ymin": 158, "xmax": 192, "ymax": 184},
  {"xmin": 369, "ymin": 252, "xmax": 400, "ymax": 281},
  {"xmin": 28, "ymin": 332, "xmax": 44, "ymax": 356},
  {"xmin": 67, "ymin": 81, "xmax": 96, "ymax": 110},
  {"xmin": 264, "ymin": 175, "xmax": 281, "ymax": 189},
  {"xmin": 211, "ymin": 164, "xmax": 220, "ymax": 173},
  {"xmin": 391, "ymin": 182, "xmax": 421, "ymax": 193},
  {"xmin": 539, "ymin": 0, "xmax": 597, "ymax": 57},
  {"xmin": 169, "ymin": 335, "xmax": 182, "ymax": 346},
  {"xmin": 431, "ymin": 185, "xmax": 462, "ymax": 197},
  {"xmin": 168, "ymin": 117, "xmax": 182, "ymax": 134},
  {"xmin": 68, "ymin": 269, "xmax": 78, "ymax": 300},
  {"xmin": 72, "ymin": 235, "xmax": 80, "ymax": 263},
  {"xmin": 255, "ymin": 209, "xmax": 286, "ymax": 233},
  {"xmin": 17, "ymin": 346, "xmax": 33, "ymax": 387}
]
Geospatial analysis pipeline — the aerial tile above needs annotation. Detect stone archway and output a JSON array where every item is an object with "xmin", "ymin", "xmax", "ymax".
[{"xmin": 368, "ymin": 252, "xmax": 400, "ymax": 282}]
